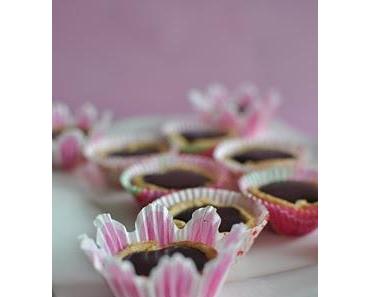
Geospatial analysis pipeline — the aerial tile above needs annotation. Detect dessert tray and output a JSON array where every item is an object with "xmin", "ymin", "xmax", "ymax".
[{"xmin": 52, "ymin": 115, "xmax": 317, "ymax": 297}]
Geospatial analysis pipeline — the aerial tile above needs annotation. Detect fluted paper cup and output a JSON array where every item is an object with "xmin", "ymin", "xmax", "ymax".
[
  {"xmin": 84, "ymin": 134, "xmax": 171, "ymax": 188},
  {"xmin": 52, "ymin": 102, "xmax": 112, "ymax": 170},
  {"xmin": 162, "ymin": 120, "xmax": 233, "ymax": 157},
  {"xmin": 52, "ymin": 129, "xmax": 86, "ymax": 170},
  {"xmin": 239, "ymin": 165, "xmax": 318, "ymax": 236},
  {"xmin": 80, "ymin": 204, "xmax": 247, "ymax": 297},
  {"xmin": 214, "ymin": 138, "xmax": 306, "ymax": 178},
  {"xmin": 188, "ymin": 82, "xmax": 280, "ymax": 138},
  {"xmin": 121, "ymin": 154, "xmax": 235, "ymax": 206},
  {"xmin": 152, "ymin": 188, "xmax": 269, "ymax": 255}
]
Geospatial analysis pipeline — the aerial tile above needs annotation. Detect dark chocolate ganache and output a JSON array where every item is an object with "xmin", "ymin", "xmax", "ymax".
[
  {"xmin": 174, "ymin": 205, "xmax": 247, "ymax": 232},
  {"xmin": 142, "ymin": 169, "xmax": 211, "ymax": 189},
  {"xmin": 259, "ymin": 180, "xmax": 318, "ymax": 203},
  {"xmin": 108, "ymin": 146, "xmax": 162, "ymax": 158},
  {"xmin": 52, "ymin": 130, "xmax": 63, "ymax": 140},
  {"xmin": 231, "ymin": 149, "xmax": 295, "ymax": 164},
  {"xmin": 236, "ymin": 101, "xmax": 250, "ymax": 114},
  {"xmin": 180, "ymin": 130, "xmax": 227, "ymax": 142},
  {"xmin": 123, "ymin": 245, "xmax": 212, "ymax": 276}
]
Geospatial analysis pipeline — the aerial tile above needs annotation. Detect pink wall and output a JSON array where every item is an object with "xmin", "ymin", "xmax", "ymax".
[{"xmin": 53, "ymin": 0, "xmax": 317, "ymax": 136}]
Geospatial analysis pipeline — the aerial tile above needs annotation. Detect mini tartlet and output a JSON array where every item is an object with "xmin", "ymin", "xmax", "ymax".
[
  {"xmin": 239, "ymin": 166, "xmax": 318, "ymax": 236},
  {"xmin": 84, "ymin": 134, "xmax": 171, "ymax": 187},
  {"xmin": 248, "ymin": 180, "xmax": 317, "ymax": 209},
  {"xmin": 52, "ymin": 129, "xmax": 86, "ymax": 170},
  {"xmin": 152, "ymin": 188, "xmax": 268, "ymax": 255},
  {"xmin": 121, "ymin": 154, "xmax": 234, "ymax": 206},
  {"xmin": 188, "ymin": 83, "xmax": 280, "ymax": 137},
  {"xmin": 214, "ymin": 138, "xmax": 304, "ymax": 175},
  {"xmin": 52, "ymin": 102, "xmax": 111, "ymax": 169},
  {"xmin": 162, "ymin": 120, "xmax": 233, "ymax": 156},
  {"xmin": 80, "ymin": 204, "xmax": 246, "ymax": 297}
]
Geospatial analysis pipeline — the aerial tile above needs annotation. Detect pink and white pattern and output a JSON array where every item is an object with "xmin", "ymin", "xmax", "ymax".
[
  {"xmin": 80, "ymin": 204, "xmax": 246, "ymax": 297},
  {"xmin": 52, "ymin": 102, "xmax": 112, "ymax": 169},
  {"xmin": 52, "ymin": 129, "xmax": 85, "ymax": 170},
  {"xmin": 189, "ymin": 83, "xmax": 280, "ymax": 137},
  {"xmin": 152, "ymin": 188, "xmax": 269, "ymax": 256}
]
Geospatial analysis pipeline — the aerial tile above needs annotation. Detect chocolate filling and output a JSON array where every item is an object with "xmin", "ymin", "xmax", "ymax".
[
  {"xmin": 180, "ymin": 130, "xmax": 227, "ymax": 142},
  {"xmin": 142, "ymin": 169, "xmax": 211, "ymax": 189},
  {"xmin": 237, "ymin": 102, "xmax": 250, "ymax": 114},
  {"xmin": 123, "ymin": 245, "xmax": 210, "ymax": 276},
  {"xmin": 174, "ymin": 205, "xmax": 247, "ymax": 232},
  {"xmin": 232, "ymin": 149, "xmax": 295, "ymax": 164},
  {"xmin": 52, "ymin": 130, "xmax": 62, "ymax": 140},
  {"xmin": 108, "ymin": 146, "xmax": 162, "ymax": 157},
  {"xmin": 80, "ymin": 128, "xmax": 89, "ymax": 136},
  {"xmin": 259, "ymin": 180, "xmax": 318, "ymax": 203}
]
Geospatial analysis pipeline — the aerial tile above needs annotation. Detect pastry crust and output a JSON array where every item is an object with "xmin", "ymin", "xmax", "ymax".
[
  {"xmin": 132, "ymin": 165, "xmax": 214, "ymax": 190},
  {"xmin": 169, "ymin": 198, "xmax": 256, "ymax": 229},
  {"xmin": 115, "ymin": 240, "xmax": 218, "ymax": 262},
  {"xmin": 116, "ymin": 241, "xmax": 158, "ymax": 259},
  {"xmin": 248, "ymin": 185, "xmax": 318, "ymax": 209}
]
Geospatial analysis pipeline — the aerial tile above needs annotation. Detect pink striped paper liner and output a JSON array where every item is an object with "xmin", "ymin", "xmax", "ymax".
[
  {"xmin": 52, "ymin": 129, "xmax": 86, "ymax": 170},
  {"xmin": 120, "ymin": 154, "xmax": 235, "ymax": 206},
  {"xmin": 52, "ymin": 102, "xmax": 112, "ymax": 170},
  {"xmin": 83, "ymin": 133, "xmax": 172, "ymax": 188},
  {"xmin": 152, "ymin": 187, "xmax": 269, "ymax": 256},
  {"xmin": 188, "ymin": 82, "xmax": 280, "ymax": 138},
  {"xmin": 80, "ymin": 204, "xmax": 247, "ymax": 297},
  {"xmin": 239, "ymin": 165, "xmax": 318, "ymax": 236}
]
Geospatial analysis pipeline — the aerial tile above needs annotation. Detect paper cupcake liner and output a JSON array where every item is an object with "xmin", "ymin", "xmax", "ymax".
[
  {"xmin": 121, "ymin": 154, "xmax": 235, "ymax": 206},
  {"xmin": 239, "ymin": 166, "xmax": 318, "ymax": 236},
  {"xmin": 52, "ymin": 129, "xmax": 86, "ymax": 170},
  {"xmin": 214, "ymin": 138, "xmax": 307, "ymax": 176},
  {"xmin": 80, "ymin": 204, "xmax": 247, "ymax": 297},
  {"xmin": 84, "ymin": 134, "xmax": 172, "ymax": 188},
  {"xmin": 152, "ymin": 188, "xmax": 269, "ymax": 255},
  {"xmin": 52, "ymin": 102, "xmax": 112, "ymax": 170},
  {"xmin": 188, "ymin": 83, "xmax": 280, "ymax": 137},
  {"xmin": 162, "ymin": 120, "xmax": 232, "ymax": 156}
]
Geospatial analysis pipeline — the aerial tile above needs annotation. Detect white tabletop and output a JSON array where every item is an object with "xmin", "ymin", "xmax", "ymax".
[{"xmin": 53, "ymin": 116, "xmax": 318, "ymax": 297}]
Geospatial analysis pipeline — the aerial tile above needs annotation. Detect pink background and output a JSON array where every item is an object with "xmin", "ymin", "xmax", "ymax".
[{"xmin": 53, "ymin": 0, "xmax": 317, "ymax": 136}]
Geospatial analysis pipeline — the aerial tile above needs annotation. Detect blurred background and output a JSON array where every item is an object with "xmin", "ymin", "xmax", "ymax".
[{"xmin": 53, "ymin": 0, "xmax": 317, "ymax": 136}]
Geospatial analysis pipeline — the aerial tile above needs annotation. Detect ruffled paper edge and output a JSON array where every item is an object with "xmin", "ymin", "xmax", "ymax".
[
  {"xmin": 152, "ymin": 187, "xmax": 269, "ymax": 255},
  {"xmin": 52, "ymin": 129, "xmax": 86, "ymax": 170},
  {"xmin": 188, "ymin": 83, "xmax": 281, "ymax": 137}
]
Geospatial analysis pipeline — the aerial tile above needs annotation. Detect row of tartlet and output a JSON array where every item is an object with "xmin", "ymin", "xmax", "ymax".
[
  {"xmin": 78, "ymin": 119, "xmax": 317, "ymax": 237},
  {"xmin": 76, "ymin": 121, "xmax": 317, "ymax": 297}
]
